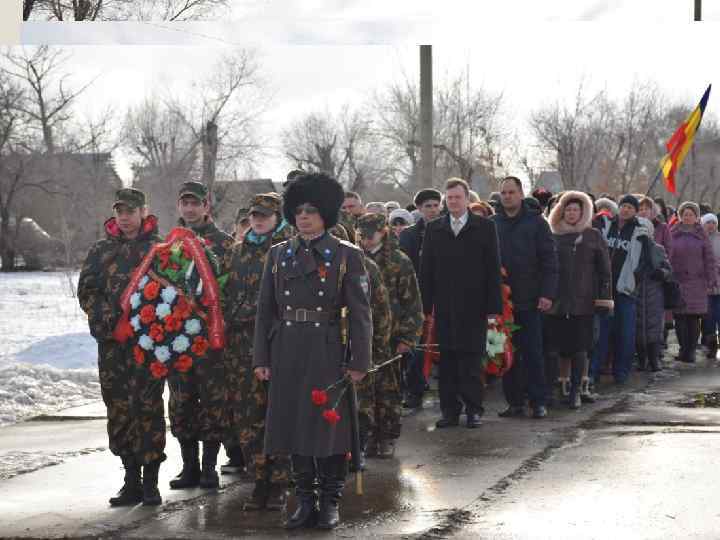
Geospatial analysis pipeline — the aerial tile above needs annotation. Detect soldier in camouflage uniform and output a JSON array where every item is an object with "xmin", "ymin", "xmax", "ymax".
[
  {"xmin": 354, "ymin": 255, "xmax": 391, "ymax": 470},
  {"xmin": 78, "ymin": 188, "xmax": 165, "ymax": 506},
  {"xmin": 223, "ymin": 193, "xmax": 294, "ymax": 511},
  {"xmin": 358, "ymin": 212, "xmax": 424, "ymax": 458},
  {"xmin": 169, "ymin": 181, "xmax": 234, "ymax": 490}
]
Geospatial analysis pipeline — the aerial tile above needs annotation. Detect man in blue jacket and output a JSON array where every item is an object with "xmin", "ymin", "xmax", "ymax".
[{"xmin": 491, "ymin": 177, "xmax": 559, "ymax": 419}]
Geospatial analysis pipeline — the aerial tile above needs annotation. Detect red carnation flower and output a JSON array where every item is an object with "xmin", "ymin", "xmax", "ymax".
[
  {"xmin": 133, "ymin": 345, "xmax": 145, "ymax": 366},
  {"xmin": 191, "ymin": 335, "xmax": 209, "ymax": 357},
  {"xmin": 113, "ymin": 317, "xmax": 134, "ymax": 342},
  {"xmin": 159, "ymin": 250, "xmax": 171, "ymax": 270},
  {"xmin": 311, "ymin": 389, "xmax": 328, "ymax": 406},
  {"xmin": 144, "ymin": 280, "xmax": 161, "ymax": 301},
  {"xmin": 175, "ymin": 354, "xmax": 193, "ymax": 373},
  {"xmin": 139, "ymin": 305, "xmax": 156, "ymax": 325},
  {"xmin": 174, "ymin": 297, "xmax": 192, "ymax": 320},
  {"xmin": 486, "ymin": 362, "xmax": 500, "ymax": 375},
  {"xmin": 150, "ymin": 361, "xmax": 168, "ymax": 379},
  {"xmin": 322, "ymin": 409, "xmax": 341, "ymax": 425},
  {"xmin": 164, "ymin": 314, "xmax": 182, "ymax": 333},
  {"xmin": 149, "ymin": 323, "xmax": 165, "ymax": 343}
]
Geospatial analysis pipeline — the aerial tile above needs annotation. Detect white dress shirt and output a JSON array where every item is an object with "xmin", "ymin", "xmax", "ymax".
[{"xmin": 450, "ymin": 211, "xmax": 469, "ymax": 236}]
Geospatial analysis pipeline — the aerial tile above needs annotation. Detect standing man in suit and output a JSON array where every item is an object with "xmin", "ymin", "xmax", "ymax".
[{"xmin": 420, "ymin": 178, "xmax": 503, "ymax": 429}]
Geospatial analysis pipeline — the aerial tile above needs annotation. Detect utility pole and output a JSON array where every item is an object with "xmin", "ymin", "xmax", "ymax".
[
  {"xmin": 419, "ymin": 45, "xmax": 434, "ymax": 190},
  {"xmin": 695, "ymin": 0, "xmax": 702, "ymax": 21}
]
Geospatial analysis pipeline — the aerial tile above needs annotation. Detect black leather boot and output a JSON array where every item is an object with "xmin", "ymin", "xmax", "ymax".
[
  {"xmin": 109, "ymin": 455, "xmax": 142, "ymax": 506},
  {"xmin": 169, "ymin": 439, "xmax": 201, "ymax": 489},
  {"xmin": 285, "ymin": 455, "xmax": 318, "ymax": 529},
  {"xmin": 199, "ymin": 440, "xmax": 221, "ymax": 489},
  {"xmin": 243, "ymin": 479, "xmax": 268, "ymax": 510},
  {"xmin": 317, "ymin": 454, "xmax": 347, "ymax": 530},
  {"xmin": 142, "ymin": 459, "xmax": 163, "ymax": 506}
]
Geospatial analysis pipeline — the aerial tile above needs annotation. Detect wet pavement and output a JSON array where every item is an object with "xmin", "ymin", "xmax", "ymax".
[{"xmin": 3, "ymin": 348, "xmax": 720, "ymax": 539}]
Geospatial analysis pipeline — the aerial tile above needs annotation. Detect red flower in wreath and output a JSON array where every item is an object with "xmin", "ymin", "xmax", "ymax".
[
  {"xmin": 149, "ymin": 323, "xmax": 165, "ymax": 343},
  {"xmin": 486, "ymin": 362, "xmax": 500, "ymax": 375},
  {"xmin": 139, "ymin": 305, "xmax": 156, "ymax": 325},
  {"xmin": 150, "ymin": 361, "xmax": 168, "ymax": 379},
  {"xmin": 311, "ymin": 389, "xmax": 328, "ymax": 406},
  {"xmin": 158, "ymin": 249, "xmax": 171, "ymax": 270},
  {"xmin": 133, "ymin": 345, "xmax": 145, "ymax": 366},
  {"xmin": 175, "ymin": 354, "xmax": 193, "ymax": 373},
  {"xmin": 144, "ymin": 280, "xmax": 160, "ymax": 301},
  {"xmin": 191, "ymin": 336, "xmax": 209, "ymax": 357},
  {"xmin": 114, "ymin": 317, "xmax": 134, "ymax": 342},
  {"xmin": 322, "ymin": 409, "xmax": 341, "ymax": 425},
  {"xmin": 164, "ymin": 314, "xmax": 182, "ymax": 333},
  {"xmin": 174, "ymin": 297, "xmax": 192, "ymax": 320}
]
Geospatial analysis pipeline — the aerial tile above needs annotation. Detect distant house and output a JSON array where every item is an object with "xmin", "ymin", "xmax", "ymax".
[{"xmin": 13, "ymin": 152, "xmax": 122, "ymax": 264}]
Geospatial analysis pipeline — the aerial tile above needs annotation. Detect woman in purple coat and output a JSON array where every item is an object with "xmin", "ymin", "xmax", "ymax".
[{"xmin": 670, "ymin": 201, "xmax": 717, "ymax": 363}]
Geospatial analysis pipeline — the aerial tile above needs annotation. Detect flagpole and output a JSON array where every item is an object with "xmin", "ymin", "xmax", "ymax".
[{"xmin": 645, "ymin": 165, "xmax": 664, "ymax": 196}]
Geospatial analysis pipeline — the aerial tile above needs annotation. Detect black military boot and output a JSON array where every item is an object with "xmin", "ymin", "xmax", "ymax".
[
  {"xmin": 109, "ymin": 455, "xmax": 142, "ymax": 506},
  {"xmin": 243, "ymin": 479, "xmax": 268, "ymax": 510},
  {"xmin": 285, "ymin": 455, "xmax": 318, "ymax": 529},
  {"xmin": 169, "ymin": 439, "xmax": 201, "ymax": 490},
  {"xmin": 199, "ymin": 441, "xmax": 221, "ymax": 489},
  {"xmin": 648, "ymin": 343, "xmax": 663, "ymax": 372},
  {"xmin": 220, "ymin": 445, "xmax": 246, "ymax": 475},
  {"xmin": 142, "ymin": 459, "xmax": 163, "ymax": 506},
  {"xmin": 317, "ymin": 454, "xmax": 347, "ymax": 530}
]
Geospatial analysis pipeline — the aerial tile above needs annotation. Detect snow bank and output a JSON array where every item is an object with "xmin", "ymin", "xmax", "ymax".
[
  {"xmin": 0, "ymin": 272, "xmax": 101, "ymax": 425},
  {"xmin": 0, "ymin": 364, "xmax": 101, "ymax": 426}
]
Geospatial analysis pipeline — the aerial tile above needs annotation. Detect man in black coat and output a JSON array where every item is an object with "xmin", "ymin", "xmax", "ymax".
[
  {"xmin": 491, "ymin": 177, "xmax": 559, "ymax": 419},
  {"xmin": 398, "ymin": 188, "xmax": 442, "ymax": 409},
  {"xmin": 421, "ymin": 178, "xmax": 503, "ymax": 429},
  {"xmin": 399, "ymin": 188, "xmax": 442, "ymax": 277}
]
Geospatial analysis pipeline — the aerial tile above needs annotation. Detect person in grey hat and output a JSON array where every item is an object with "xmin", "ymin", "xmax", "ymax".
[
  {"xmin": 702, "ymin": 213, "xmax": 720, "ymax": 359},
  {"xmin": 388, "ymin": 208, "xmax": 414, "ymax": 238}
]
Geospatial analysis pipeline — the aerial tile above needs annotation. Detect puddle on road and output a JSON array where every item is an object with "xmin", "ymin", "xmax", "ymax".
[{"xmin": 674, "ymin": 392, "xmax": 720, "ymax": 408}]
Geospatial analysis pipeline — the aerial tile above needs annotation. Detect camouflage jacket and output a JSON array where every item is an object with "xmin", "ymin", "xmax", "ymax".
[
  {"xmin": 78, "ymin": 216, "xmax": 162, "ymax": 341},
  {"xmin": 178, "ymin": 217, "xmax": 234, "ymax": 273},
  {"xmin": 367, "ymin": 234, "xmax": 424, "ymax": 348},
  {"xmin": 224, "ymin": 222, "xmax": 294, "ymax": 327},
  {"xmin": 365, "ymin": 255, "xmax": 392, "ymax": 364}
]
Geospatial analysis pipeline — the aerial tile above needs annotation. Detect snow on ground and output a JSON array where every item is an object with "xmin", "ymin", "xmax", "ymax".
[
  {"xmin": 0, "ymin": 271, "xmax": 101, "ymax": 426},
  {"xmin": 0, "ymin": 446, "xmax": 106, "ymax": 481}
]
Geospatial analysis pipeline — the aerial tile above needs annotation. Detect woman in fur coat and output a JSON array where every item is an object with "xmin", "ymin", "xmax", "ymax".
[{"xmin": 547, "ymin": 191, "xmax": 613, "ymax": 408}]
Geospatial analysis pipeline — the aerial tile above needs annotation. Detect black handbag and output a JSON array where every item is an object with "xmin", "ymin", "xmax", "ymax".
[{"xmin": 663, "ymin": 279, "xmax": 684, "ymax": 310}]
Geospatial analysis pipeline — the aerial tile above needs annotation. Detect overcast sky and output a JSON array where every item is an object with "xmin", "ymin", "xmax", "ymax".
[{"xmin": 17, "ymin": 0, "xmax": 720, "ymax": 186}]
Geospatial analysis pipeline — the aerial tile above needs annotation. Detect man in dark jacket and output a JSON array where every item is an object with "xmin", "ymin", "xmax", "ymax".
[
  {"xmin": 78, "ymin": 188, "xmax": 165, "ymax": 506},
  {"xmin": 491, "ymin": 176, "xmax": 558, "ymax": 419},
  {"xmin": 399, "ymin": 188, "xmax": 442, "ymax": 409},
  {"xmin": 421, "ymin": 178, "xmax": 503, "ymax": 429},
  {"xmin": 399, "ymin": 188, "xmax": 442, "ymax": 277}
]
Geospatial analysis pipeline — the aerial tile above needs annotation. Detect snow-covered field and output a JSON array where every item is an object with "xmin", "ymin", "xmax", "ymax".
[{"xmin": 0, "ymin": 272, "xmax": 101, "ymax": 426}]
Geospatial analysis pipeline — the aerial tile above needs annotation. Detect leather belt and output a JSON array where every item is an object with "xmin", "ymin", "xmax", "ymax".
[{"xmin": 281, "ymin": 308, "xmax": 338, "ymax": 323}]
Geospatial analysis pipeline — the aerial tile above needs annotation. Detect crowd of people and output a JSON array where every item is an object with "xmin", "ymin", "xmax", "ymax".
[{"xmin": 76, "ymin": 170, "xmax": 720, "ymax": 530}]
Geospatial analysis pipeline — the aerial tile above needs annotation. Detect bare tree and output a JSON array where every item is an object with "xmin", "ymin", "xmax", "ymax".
[
  {"xmin": 26, "ymin": 0, "xmax": 228, "ymax": 20},
  {"xmin": 529, "ymin": 81, "xmax": 614, "ymax": 191}
]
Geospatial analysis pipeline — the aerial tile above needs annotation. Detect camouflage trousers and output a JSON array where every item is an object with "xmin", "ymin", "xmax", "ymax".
[
  {"xmin": 98, "ymin": 340, "xmax": 166, "ymax": 465},
  {"xmin": 168, "ymin": 349, "xmax": 227, "ymax": 442},
  {"xmin": 224, "ymin": 330, "xmax": 289, "ymax": 486},
  {"xmin": 356, "ymin": 357, "xmax": 402, "ymax": 441}
]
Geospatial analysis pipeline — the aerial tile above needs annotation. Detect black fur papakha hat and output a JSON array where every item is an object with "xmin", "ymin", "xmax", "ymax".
[{"xmin": 283, "ymin": 172, "xmax": 344, "ymax": 229}]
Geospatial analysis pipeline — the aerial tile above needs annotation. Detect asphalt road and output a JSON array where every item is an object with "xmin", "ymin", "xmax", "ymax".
[{"xmin": 2, "ymin": 349, "xmax": 720, "ymax": 539}]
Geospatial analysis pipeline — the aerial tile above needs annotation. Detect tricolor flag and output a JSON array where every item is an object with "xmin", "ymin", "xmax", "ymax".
[{"xmin": 657, "ymin": 84, "xmax": 711, "ymax": 193}]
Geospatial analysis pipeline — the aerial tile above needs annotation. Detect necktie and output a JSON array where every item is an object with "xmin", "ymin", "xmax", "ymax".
[{"xmin": 452, "ymin": 218, "xmax": 462, "ymax": 236}]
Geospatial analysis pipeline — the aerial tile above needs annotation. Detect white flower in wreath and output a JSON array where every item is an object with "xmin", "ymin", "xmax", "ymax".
[
  {"xmin": 138, "ymin": 334, "xmax": 154, "ymax": 351},
  {"xmin": 184, "ymin": 319, "xmax": 202, "ymax": 335},
  {"xmin": 130, "ymin": 292, "xmax": 141, "ymax": 310},
  {"xmin": 161, "ymin": 286, "xmax": 178, "ymax": 305},
  {"xmin": 155, "ymin": 303, "xmax": 172, "ymax": 320},
  {"xmin": 486, "ymin": 328, "xmax": 506, "ymax": 357},
  {"xmin": 172, "ymin": 335, "xmax": 190, "ymax": 353},
  {"xmin": 155, "ymin": 345, "xmax": 171, "ymax": 363},
  {"xmin": 130, "ymin": 314, "xmax": 142, "ymax": 332},
  {"xmin": 138, "ymin": 275, "xmax": 149, "ymax": 290}
]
